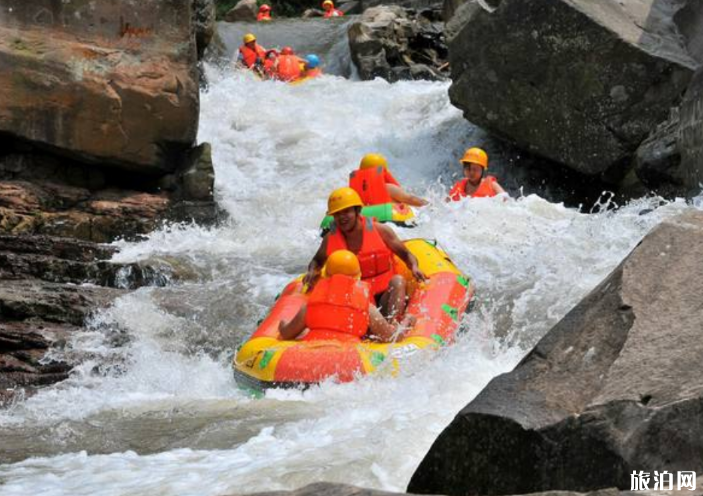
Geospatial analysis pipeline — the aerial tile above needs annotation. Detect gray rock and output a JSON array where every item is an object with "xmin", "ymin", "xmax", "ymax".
[
  {"xmin": 409, "ymin": 211, "xmax": 703, "ymax": 495},
  {"xmin": 348, "ymin": 5, "xmax": 448, "ymax": 82},
  {"xmin": 180, "ymin": 143, "xmax": 215, "ymax": 202},
  {"xmin": 194, "ymin": 0, "xmax": 217, "ymax": 60},
  {"xmin": 446, "ymin": 0, "xmax": 699, "ymax": 177},
  {"xmin": 224, "ymin": 0, "xmax": 258, "ymax": 22},
  {"xmin": 632, "ymin": 109, "xmax": 683, "ymax": 196},
  {"xmin": 680, "ymin": 68, "xmax": 703, "ymax": 197}
]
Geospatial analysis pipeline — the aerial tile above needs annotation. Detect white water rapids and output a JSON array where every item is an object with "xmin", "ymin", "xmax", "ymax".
[{"xmin": 0, "ymin": 23, "xmax": 699, "ymax": 496}]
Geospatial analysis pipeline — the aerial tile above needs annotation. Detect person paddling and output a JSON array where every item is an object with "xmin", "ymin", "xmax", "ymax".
[
  {"xmin": 237, "ymin": 33, "xmax": 266, "ymax": 75},
  {"xmin": 447, "ymin": 147, "xmax": 506, "ymax": 201},
  {"xmin": 350, "ymin": 153, "xmax": 428, "ymax": 208},
  {"xmin": 279, "ymin": 250, "xmax": 414, "ymax": 342},
  {"xmin": 304, "ymin": 188, "xmax": 427, "ymax": 321},
  {"xmin": 322, "ymin": 0, "xmax": 344, "ymax": 18}
]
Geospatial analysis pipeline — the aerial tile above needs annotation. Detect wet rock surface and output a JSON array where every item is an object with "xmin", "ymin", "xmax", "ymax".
[
  {"xmin": 445, "ymin": 0, "xmax": 701, "ymax": 189},
  {"xmin": 0, "ymin": 235, "xmax": 178, "ymax": 406},
  {"xmin": 680, "ymin": 67, "xmax": 703, "ymax": 197},
  {"xmin": 348, "ymin": 5, "xmax": 448, "ymax": 82},
  {"xmin": 409, "ymin": 210, "xmax": 703, "ymax": 495}
]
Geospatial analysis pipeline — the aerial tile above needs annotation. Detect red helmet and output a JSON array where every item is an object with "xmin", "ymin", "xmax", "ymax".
[
  {"xmin": 259, "ymin": 4, "xmax": 271, "ymax": 11},
  {"xmin": 281, "ymin": 46, "xmax": 294, "ymax": 55}
]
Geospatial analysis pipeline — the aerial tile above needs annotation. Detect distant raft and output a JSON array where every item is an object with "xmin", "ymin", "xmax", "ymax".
[
  {"xmin": 232, "ymin": 239, "xmax": 474, "ymax": 392},
  {"xmin": 320, "ymin": 202, "xmax": 416, "ymax": 232}
]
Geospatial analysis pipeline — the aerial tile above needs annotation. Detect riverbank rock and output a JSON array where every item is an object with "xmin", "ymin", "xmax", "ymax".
[
  {"xmin": 446, "ymin": 0, "xmax": 700, "ymax": 182},
  {"xmin": 409, "ymin": 210, "xmax": 703, "ymax": 495},
  {"xmin": 0, "ymin": 0, "xmax": 199, "ymax": 174},
  {"xmin": 225, "ymin": 0, "xmax": 258, "ymax": 22},
  {"xmin": 0, "ymin": 235, "xmax": 179, "ymax": 406},
  {"xmin": 348, "ymin": 5, "xmax": 448, "ymax": 81},
  {"xmin": 680, "ymin": 68, "xmax": 703, "ymax": 197}
]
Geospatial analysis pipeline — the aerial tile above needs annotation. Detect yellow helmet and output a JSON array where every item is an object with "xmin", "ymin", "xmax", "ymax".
[
  {"xmin": 359, "ymin": 153, "xmax": 388, "ymax": 170},
  {"xmin": 322, "ymin": 0, "xmax": 334, "ymax": 7},
  {"xmin": 326, "ymin": 250, "xmax": 361, "ymax": 277},
  {"xmin": 327, "ymin": 187, "xmax": 363, "ymax": 215},
  {"xmin": 460, "ymin": 147, "xmax": 488, "ymax": 168},
  {"xmin": 243, "ymin": 33, "xmax": 257, "ymax": 44}
]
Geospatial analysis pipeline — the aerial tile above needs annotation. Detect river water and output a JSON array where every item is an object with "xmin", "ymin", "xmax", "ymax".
[{"xmin": 0, "ymin": 19, "xmax": 697, "ymax": 496}]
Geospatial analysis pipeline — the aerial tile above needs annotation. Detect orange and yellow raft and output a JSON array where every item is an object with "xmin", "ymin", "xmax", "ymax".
[{"xmin": 233, "ymin": 239, "xmax": 474, "ymax": 391}]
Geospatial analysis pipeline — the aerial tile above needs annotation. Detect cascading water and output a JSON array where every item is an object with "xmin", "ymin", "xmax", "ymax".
[{"xmin": 0, "ymin": 20, "xmax": 697, "ymax": 496}]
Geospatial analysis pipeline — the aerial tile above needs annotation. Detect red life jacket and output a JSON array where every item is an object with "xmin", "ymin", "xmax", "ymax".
[
  {"xmin": 448, "ymin": 176, "xmax": 498, "ymax": 202},
  {"xmin": 327, "ymin": 216, "xmax": 394, "ymax": 295},
  {"xmin": 239, "ymin": 44, "xmax": 266, "ymax": 68},
  {"xmin": 257, "ymin": 12, "xmax": 271, "ymax": 21},
  {"xmin": 324, "ymin": 8, "xmax": 344, "ymax": 17},
  {"xmin": 349, "ymin": 167, "xmax": 400, "ymax": 206},
  {"xmin": 304, "ymin": 274, "xmax": 370, "ymax": 341},
  {"xmin": 276, "ymin": 54, "xmax": 303, "ymax": 81}
]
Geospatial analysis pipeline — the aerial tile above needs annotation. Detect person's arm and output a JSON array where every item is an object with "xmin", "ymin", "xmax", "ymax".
[
  {"xmin": 278, "ymin": 304, "xmax": 308, "ymax": 340},
  {"xmin": 492, "ymin": 180, "xmax": 507, "ymax": 196},
  {"xmin": 368, "ymin": 306, "xmax": 416, "ymax": 342},
  {"xmin": 386, "ymin": 184, "xmax": 429, "ymax": 207},
  {"xmin": 303, "ymin": 236, "xmax": 328, "ymax": 287},
  {"xmin": 376, "ymin": 223, "xmax": 427, "ymax": 282}
]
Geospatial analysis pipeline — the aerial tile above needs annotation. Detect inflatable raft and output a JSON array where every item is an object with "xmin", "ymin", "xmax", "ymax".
[
  {"xmin": 232, "ymin": 239, "xmax": 473, "ymax": 392},
  {"xmin": 319, "ymin": 202, "xmax": 416, "ymax": 232}
]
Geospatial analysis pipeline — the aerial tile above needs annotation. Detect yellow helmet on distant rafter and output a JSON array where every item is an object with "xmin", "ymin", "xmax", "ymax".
[
  {"xmin": 327, "ymin": 187, "xmax": 363, "ymax": 215},
  {"xmin": 322, "ymin": 0, "xmax": 335, "ymax": 7},
  {"xmin": 359, "ymin": 153, "xmax": 388, "ymax": 170},
  {"xmin": 243, "ymin": 33, "xmax": 257, "ymax": 44},
  {"xmin": 326, "ymin": 250, "xmax": 361, "ymax": 277},
  {"xmin": 460, "ymin": 147, "xmax": 488, "ymax": 168}
]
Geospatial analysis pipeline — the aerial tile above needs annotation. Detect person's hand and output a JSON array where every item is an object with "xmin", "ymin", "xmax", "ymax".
[
  {"xmin": 411, "ymin": 265, "xmax": 428, "ymax": 283},
  {"xmin": 278, "ymin": 320, "xmax": 288, "ymax": 334},
  {"xmin": 302, "ymin": 269, "xmax": 320, "ymax": 289}
]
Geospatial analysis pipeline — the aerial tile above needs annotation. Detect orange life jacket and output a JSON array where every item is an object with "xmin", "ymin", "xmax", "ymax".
[
  {"xmin": 304, "ymin": 274, "xmax": 370, "ymax": 341},
  {"xmin": 327, "ymin": 216, "xmax": 394, "ymax": 295},
  {"xmin": 257, "ymin": 12, "xmax": 272, "ymax": 21},
  {"xmin": 263, "ymin": 57, "xmax": 277, "ymax": 77},
  {"xmin": 239, "ymin": 44, "xmax": 266, "ymax": 68},
  {"xmin": 448, "ymin": 176, "xmax": 498, "ymax": 201},
  {"xmin": 324, "ymin": 8, "xmax": 344, "ymax": 17},
  {"xmin": 276, "ymin": 54, "xmax": 303, "ymax": 81},
  {"xmin": 349, "ymin": 167, "xmax": 400, "ymax": 206}
]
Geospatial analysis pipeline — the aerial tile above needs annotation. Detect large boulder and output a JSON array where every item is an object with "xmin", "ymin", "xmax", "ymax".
[
  {"xmin": 348, "ymin": 5, "xmax": 448, "ymax": 82},
  {"xmin": 680, "ymin": 68, "xmax": 703, "ymax": 197},
  {"xmin": 224, "ymin": 0, "xmax": 258, "ymax": 22},
  {"xmin": 447, "ymin": 0, "xmax": 699, "ymax": 178},
  {"xmin": 0, "ymin": 0, "xmax": 199, "ymax": 174},
  {"xmin": 409, "ymin": 211, "xmax": 703, "ymax": 496}
]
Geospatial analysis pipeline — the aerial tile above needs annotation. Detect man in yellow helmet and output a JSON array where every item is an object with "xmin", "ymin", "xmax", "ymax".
[
  {"xmin": 448, "ymin": 147, "xmax": 506, "ymax": 201},
  {"xmin": 279, "ymin": 250, "xmax": 415, "ymax": 342},
  {"xmin": 349, "ymin": 153, "xmax": 429, "ymax": 208},
  {"xmin": 237, "ymin": 33, "xmax": 266, "ymax": 72},
  {"xmin": 303, "ymin": 188, "xmax": 427, "ymax": 321}
]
